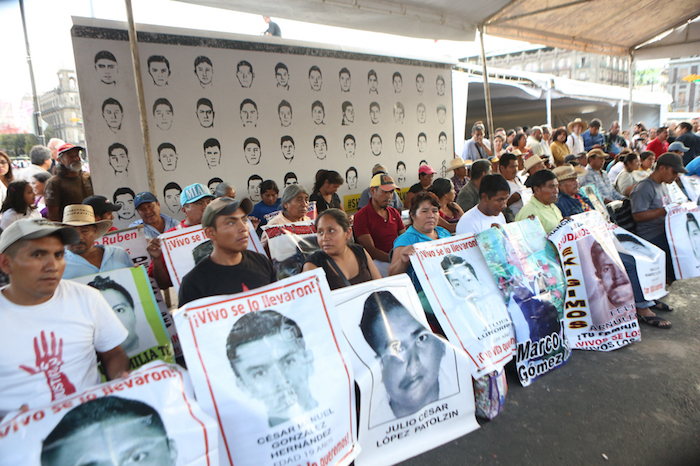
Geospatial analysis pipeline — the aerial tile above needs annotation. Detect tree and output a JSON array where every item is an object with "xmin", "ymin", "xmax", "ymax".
[{"xmin": 0, "ymin": 134, "xmax": 40, "ymax": 157}]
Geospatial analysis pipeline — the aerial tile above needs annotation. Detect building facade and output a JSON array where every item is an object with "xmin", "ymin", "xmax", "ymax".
[
  {"xmin": 39, "ymin": 70, "xmax": 85, "ymax": 145},
  {"xmin": 667, "ymin": 56, "xmax": 699, "ymax": 113}
]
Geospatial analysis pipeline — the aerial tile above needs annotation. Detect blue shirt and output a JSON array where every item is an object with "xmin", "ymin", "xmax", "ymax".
[
  {"xmin": 129, "ymin": 214, "xmax": 178, "ymax": 240},
  {"xmin": 460, "ymin": 138, "xmax": 489, "ymax": 162},
  {"xmin": 63, "ymin": 245, "xmax": 134, "ymax": 279},
  {"xmin": 251, "ymin": 199, "xmax": 282, "ymax": 227},
  {"xmin": 393, "ymin": 225, "xmax": 451, "ymax": 290},
  {"xmin": 686, "ymin": 156, "xmax": 700, "ymax": 176},
  {"xmin": 555, "ymin": 192, "xmax": 594, "ymax": 217},
  {"xmin": 581, "ymin": 129, "xmax": 605, "ymax": 152}
]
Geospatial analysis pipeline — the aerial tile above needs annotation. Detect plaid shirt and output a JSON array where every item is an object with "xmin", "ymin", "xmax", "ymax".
[
  {"xmin": 580, "ymin": 166, "xmax": 624, "ymax": 201},
  {"xmin": 451, "ymin": 174, "xmax": 468, "ymax": 196}
]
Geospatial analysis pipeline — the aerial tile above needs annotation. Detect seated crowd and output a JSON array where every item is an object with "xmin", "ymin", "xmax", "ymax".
[{"xmin": 0, "ymin": 118, "xmax": 698, "ymax": 419}]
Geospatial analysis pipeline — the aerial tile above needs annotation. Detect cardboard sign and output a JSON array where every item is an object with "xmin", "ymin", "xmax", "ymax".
[
  {"xmin": 333, "ymin": 275, "xmax": 479, "ymax": 466},
  {"xmin": 0, "ymin": 362, "xmax": 220, "ymax": 466},
  {"xmin": 476, "ymin": 218, "xmax": 571, "ymax": 386},
  {"xmin": 548, "ymin": 212, "xmax": 640, "ymax": 351},
  {"xmin": 665, "ymin": 202, "xmax": 700, "ymax": 280},
  {"xmin": 174, "ymin": 269, "xmax": 359, "ymax": 466},
  {"xmin": 410, "ymin": 234, "xmax": 515, "ymax": 377}
]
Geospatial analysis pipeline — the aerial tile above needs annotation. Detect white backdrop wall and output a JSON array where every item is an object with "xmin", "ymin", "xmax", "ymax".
[{"xmin": 72, "ymin": 18, "xmax": 454, "ymax": 228}]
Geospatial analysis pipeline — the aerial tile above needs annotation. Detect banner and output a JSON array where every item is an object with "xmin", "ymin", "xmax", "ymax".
[
  {"xmin": 174, "ymin": 269, "xmax": 359, "ymax": 466},
  {"xmin": 161, "ymin": 220, "xmax": 264, "ymax": 292},
  {"xmin": 332, "ymin": 275, "xmax": 479, "ymax": 466},
  {"xmin": 665, "ymin": 202, "xmax": 700, "ymax": 280},
  {"xmin": 666, "ymin": 181, "xmax": 688, "ymax": 204},
  {"xmin": 71, "ymin": 267, "xmax": 175, "ymax": 373},
  {"xmin": 607, "ymin": 223, "xmax": 667, "ymax": 301},
  {"xmin": 475, "ymin": 218, "xmax": 570, "ymax": 386},
  {"xmin": 680, "ymin": 175, "xmax": 700, "ymax": 203},
  {"xmin": 97, "ymin": 226, "xmax": 182, "ymax": 357},
  {"xmin": 262, "ymin": 221, "xmax": 320, "ymax": 279},
  {"xmin": 548, "ymin": 212, "xmax": 640, "ymax": 351},
  {"xmin": 0, "ymin": 362, "xmax": 219, "ymax": 466},
  {"xmin": 580, "ymin": 185, "xmax": 610, "ymax": 221},
  {"xmin": 410, "ymin": 234, "xmax": 515, "ymax": 377}
]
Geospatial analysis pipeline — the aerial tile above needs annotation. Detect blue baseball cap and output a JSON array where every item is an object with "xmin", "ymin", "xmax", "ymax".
[
  {"xmin": 180, "ymin": 183, "xmax": 214, "ymax": 206},
  {"xmin": 133, "ymin": 192, "xmax": 158, "ymax": 209}
]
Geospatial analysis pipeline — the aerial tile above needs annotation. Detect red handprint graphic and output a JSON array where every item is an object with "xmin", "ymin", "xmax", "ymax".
[{"xmin": 20, "ymin": 331, "xmax": 76, "ymax": 401}]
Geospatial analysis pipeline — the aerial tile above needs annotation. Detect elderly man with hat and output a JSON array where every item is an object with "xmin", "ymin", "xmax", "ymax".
[
  {"xmin": 553, "ymin": 165, "xmax": 594, "ymax": 217},
  {"xmin": 447, "ymin": 157, "xmax": 471, "ymax": 196},
  {"xmin": 61, "ymin": 205, "xmax": 133, "ymax": 279},
  {"xmin": 405, "ymin": 164, "xmax": 436, "ymax": 210},
  {"xmin": 82, "ymin": 195, "xmax": 121, "ymax": 232},
  {"xmin": 44, "ymin": 144, "xmax": 94, "ymax": 222},
  {"xmin": 128, "ymin": 192, "xmax": 178, "ymax": 240},
  {"xmin": 566, "ymin": 118, "xmax": 587, "ymax": 155},
  {"xmin": 357, "ymin": 164, "xmax": 404, "ymax": 210},
  {"xmin": 178, "ymin": 197, "xmax": 276, "ymax": 306},
  {"xmin": 580, "ymin": 149, "xmax": 625, "ymax": 204},
  {"xmin": 522, "ymin": 154, "xmax": 545, "ymax": 187},
  {"xmin": 0, "ymin": 219, "xmax": 130, "ymax": 418}
]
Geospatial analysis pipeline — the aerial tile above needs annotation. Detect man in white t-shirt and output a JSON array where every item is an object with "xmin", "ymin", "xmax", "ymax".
[
  {"xmin": 498, "ymin": 152, "xmax": 526, "ymax": 218},
  {"xmin": 0, "ymin": 219, "xmax": 130, "ymax": 419},
  {"xmin": 456, "ymin": 174, "xmax": 509, "ymax": 236}
]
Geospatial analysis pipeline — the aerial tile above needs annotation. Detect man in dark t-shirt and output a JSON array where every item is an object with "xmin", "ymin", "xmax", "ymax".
[
  {"xmin": 263, "ymin": 16, "xmax": 281, "ymax": 37},
  {"xmin": 178, "ymin": 197, "xmax": 276, "ymax": 306}
]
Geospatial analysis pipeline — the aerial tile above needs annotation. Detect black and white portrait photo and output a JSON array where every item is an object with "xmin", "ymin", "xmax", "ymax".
[
  {"xmin": 436, "ymin": 75, "xmax": 445, "ymax": 96},
  {"xmin": 275, "ymin": 62, "xmax": 289, "ymax": 90},
  {"xmin": 439, "ymin": 132, "xmax": 448, "ymax": 151},
  {"xmin": 248, "ymin": 175, "xmax": 263, "ymax": 202},
  {"xmin": 244, "ymin": 137, "xmax": 262, "ymax": 165},
  {"xmin": 370, "ymin": 102, "xmax": 380, "ymax": 125},
  {"xmin": 102, "ymin": 98, "xmax": 123, "ymax": 133},
  {"xmin": 308, "ymin": 66, "xmax": 322, "ymax": 91},
  {"xmin": 163, "ymin": 182, "xmax": 182, "ymax": 214},
  {"xmin": 368, "ymin": 69, "xmax": 378, "ymax": 94},
  {"xmin": 339, "ymin": 67, "xmax": 351, "ymax": 92},
  {"xmin": 153, "ymin": 98, "xmax": 173, "ymax": 131},
  {"xmin": 314, "ymin": 135, "xmax": 327, "ymax": 160},
  {"xmin": 240, "ymin": 99, "xmax": 258, "ymax": 128},
  {"xmin": 87, "ymin": 275, "xmax": 141, "ymax": 353},
  {"xmin": 236, "ymin": 60, "xmax": 254, "ymax": 88},
  {"xmin": 346, "ymin": 166, "xmax": 358, "ymax": 190},
  {"xmin": 342, "ymin": 101, "xmax": 354, "ymax": 126},
  {"xmin": 395, "ymin": 132, "xmax": 405, "ymax": 154},
  {"xmin": 281, "ymin": 136, "xmax": 295, "ymax": 163},
  {"xmin": 147, "ymin": 55, "xmax": 170, "ymax": 87},
  {"xmin": 278, "ymin": 100, "xmax": 292, "ymax": 127},
  {"xmin": 370, "ymin": 134, "xmax": 382, "ymax": 156},
  {"xmin": 204, "ymin": 138, "xmax": 221, "ymax": 169},
  {"xmin": 437, "ymin": 105, "xmax": 447, "ymax": 124},
  {"xmin": 113, "ymin": 187, "xmax": 136, "ymax": 221},
  {"xmin": 108, "ymin": 143, "xmax": 129, "ymax": 175},
  {"xmin": 157, "ymin": 143, "xmax": 178, "ymax": 172},
  {"xmin": 284, "ymin": 172, "xmax": 298, "ymax": 188},
  {"xmin": 311, "ymin": 101, "xmax": 325, "ymax": 125},
  {"xmin": 196, "ymin": 98, "xmax": 215, "ymax": 128},
  {"xmin": 417, "ymin": 103, "xmax": 427, "ymax": 124},
  {"xmin": 417, "ymin": 133, "xmax": 427, "ymax": 153},
  {"xmin": 344, "ymin": 134, "xmax": 356, "ymax": 159},
  {"xmin": 393, "ymin": 102, "xmax": 405, "ymax": 124},
  {"xmin": 208, "ymin": 178, "xmax": 223, "ymax": 195},
  {"xmin": 194, "ymin": 55, "xmax": 213, "ymax": 87},
  {"xmin": 392, "ymin": 72, "xmax": 403, "ymax": 93},
  {"xmin": 396, "ymin": 161, "xmax": 407, "ymax": 185},
  {"xmin": 94, "ymin": 51, "xmax": 117, "ymax": 85},
  {"xmin": 416, "ymin": 74, "xmax": 425, "ymax": 94},
  {"xmin": 226, "ymin": 310, "xmax": 318, "ymax": 427}
]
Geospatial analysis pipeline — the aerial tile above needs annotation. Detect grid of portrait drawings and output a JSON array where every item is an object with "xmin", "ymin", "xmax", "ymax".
[{"xmin": 72, "ymin": 19, "xmax": 454, "ymax": 229}]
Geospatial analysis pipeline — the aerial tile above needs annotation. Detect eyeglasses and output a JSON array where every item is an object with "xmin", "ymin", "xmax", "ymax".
[{"xmin": 0, "ymin": 160, "xmax": 8, "ymax": 166}]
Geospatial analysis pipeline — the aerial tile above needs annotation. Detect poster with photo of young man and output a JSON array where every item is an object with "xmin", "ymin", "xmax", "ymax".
[
  {"xmin": 665, "ymin": 201, "xmax": 700, "ymax": 279},
  {"xmin": 0, "ymin": 361, "xmax": 220, "ymax": 466},
  {"xmin": 174, "ymin": 269, "xmax": 359, "ymax": 466}
]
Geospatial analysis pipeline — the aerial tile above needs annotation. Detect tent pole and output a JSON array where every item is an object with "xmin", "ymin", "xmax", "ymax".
[
  {"xmin": 628, "ymin": 53, "xmax": 634, "ymax": 138},
  {"xmin": 479, "ymin": 27, "xmax": 495, "ymax": 142},
  {"xmin": 546, "ymin": 87, "xmax": 552, "ymax": 127},
  {"xmin": 125, "ymin": 0, "xmax": 157, "ymax": 196}
]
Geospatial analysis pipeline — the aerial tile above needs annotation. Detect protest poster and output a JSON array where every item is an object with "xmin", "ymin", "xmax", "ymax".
[
  {"xmin": 71, "ymin": 267, "xmax": 175, "ymax": 372},
  {"xmin": 0, "ymin": 361, "xmax": 219, "ymax": 466},
  {"xmin": 548, "ymin": 211, "xmax": 640, "ymax": 351},
  {"xmin": 262, "ymin": 221, "xmax": 320, "ymax": 279},
  {"xmin": 607, "ymin": 223, "xmax": 667, "ymax": 301},
  {"xmin": 680, "ymin": 175, "xmax": 700, "ymax": 203},
  {"xmin": 666, "ymin": 181, "xmax": 688, "ymax": 204},
  {"xmin": 580, "ymin": 184, "xmax": 610, "ymax": 221},
  {"xmin": 409, "ymin": 234, "xmax": 515, "ymax": 378},
  {"xmin": 475, "ymin": 218, "xmax": 571, "ymax": 386},
  {"xmin": 665, "ymin": 202, "xmax": 700, "ymax": 280},
  {"xmin": 174, "ymin": 269, "xmax": 359, "ymax": 466},
  {"xmin": 161, "ymin": 220, "xmax": 264, "ymax": 292},
  {"xmin": 332, "ymin": 275, "xmax": 479, "ymax": 466}
]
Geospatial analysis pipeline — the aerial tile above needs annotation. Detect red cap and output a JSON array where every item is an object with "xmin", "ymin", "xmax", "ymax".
[
  {"xmin": 418, "ymin": 164, "xmax": 436, "ymax": 175},
  {"xmin": 57, "ymin": 143, "xmax": 84, "ymax": 156}
]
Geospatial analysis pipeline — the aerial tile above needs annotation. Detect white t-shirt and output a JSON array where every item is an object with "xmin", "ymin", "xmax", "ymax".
[
  {"xmin": 0, "ymin": 207, "xmax": 42, "ymax": 230},
  {"xmin": 507, "ymin": 177, "xmax": 525, "ymax": 215},
  {"xmin": 0, "ymin": 280, "xmax": 128, "ymax": 417},
  {"xmin": 455, "ymin": 205, "xmax": 506, "ymax": 236}
]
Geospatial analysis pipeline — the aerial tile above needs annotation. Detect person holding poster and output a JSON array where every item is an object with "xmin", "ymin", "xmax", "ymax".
[
  {"xmin": 129, "ymin": 191, "xmax": 178, "ymax": 240},
  {"xmin": 553, "ymin": 164, "xmax": 593, "ymax": 217},
  {"xmin": 665, "ymin": 204, "xmax": 700, "ymax": 281},
  {"xmin": 455, "ymin": 174, "xmax": 509, "ymax": 236},
  {"xmin": 0, "ymin": 219, "xmax": 130, "ymax": 418},
  {"xmin": 179, "ymin": 197, "xmax": 276, "ymax": 306}
]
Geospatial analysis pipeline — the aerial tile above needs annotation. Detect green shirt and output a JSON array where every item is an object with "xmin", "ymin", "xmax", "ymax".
[{"xmin": 515, "ymin": 196, "xmax": 563, "ymax": 233}]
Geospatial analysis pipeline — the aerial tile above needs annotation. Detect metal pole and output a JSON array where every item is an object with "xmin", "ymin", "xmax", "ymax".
[
  {"xmin": 19, "ymin": 0, "xmax": 44, "ymax": 146},
  {"xmin": 628, "ymin": 53, "xmax": 634, "ymax": 137},
  {"xmin": 479, "ymin": 27, "xmax": 495, "ymax": 142},
  {"xmin": 125, "ymin": 0, "xmax": 157, "ymax": 196},
  {"xmin": 546, "ymin": 87, "xmax": 552, "ymax": 127}
]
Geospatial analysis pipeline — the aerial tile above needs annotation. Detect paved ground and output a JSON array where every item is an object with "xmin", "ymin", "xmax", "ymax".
[{"xmin": 402, "ymin": 277, "xmax": 700, "ymax": 466}]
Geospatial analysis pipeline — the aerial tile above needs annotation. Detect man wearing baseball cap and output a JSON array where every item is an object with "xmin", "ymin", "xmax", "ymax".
[
  {"xmin": 354, "ymin": 174, "xmax": 406, "ymax": 277},
  {"xmin": 129, "ymin": 192, "xmax": 178, "ymax": 240},
  {"xmin": 357, "ymin": 164, "xmax": 404, "ymax": 211},
  {"xmin": 579, "ymin": 148, "xmax": 624, "ymax": 204},
  {"xmin": 405, "ymin": 164, "xmax": 436, "ymax": 210},
  {"xmin": 44, "ymin": 144, "xmax": 94, "ymax": 222},
  {"xmin": 178, "ymin": 197, "xmax": 276, "ymax": 306},
  {"xmin": 0, "ymin": 219, "xmax": 130, "ymax": 418},
  {"xmin": 83, "ymin": 195, "xmax": 121, "ymax": 232},
  {"xmin": 148, "ymin": 183, "xmax": 215, "ymax": 289},
  {"xmin": 62, "ymin": 205, "xmax": 133, "ymax": 279}
]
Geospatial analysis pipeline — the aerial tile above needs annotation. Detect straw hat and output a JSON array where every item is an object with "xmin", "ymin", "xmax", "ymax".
[
  {"xmin": 553, "ymin": 164, "xmax": 587, "ymax": 181},
  {"xmin": 523, "ymin": 155, "xmax": 544, "ymax": 172},
  {"xmin": 62, "ymin": 205, "xmax": 113, "ymax": 239},
  {"xmin": 567, "ymin": 118, "xmax": 588, "ymax": 133},
  {"xmin": 446, "ymin": 158, "xmax": 472, "ymax": 172}
]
